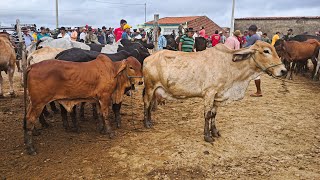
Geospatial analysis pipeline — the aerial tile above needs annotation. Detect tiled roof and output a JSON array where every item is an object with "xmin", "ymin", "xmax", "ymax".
[
  {"xmin": 145, "ymin": 16, "xmax": 201, "ymax": 25},
  {"xmin": 235, "ymin": 16, "xmax": 320, "ymax": 20}
]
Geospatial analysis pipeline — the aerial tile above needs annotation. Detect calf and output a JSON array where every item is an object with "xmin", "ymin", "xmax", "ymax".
[{"xmin": 24, "ymin": 55, "xmax": 143, "ymax": 155}]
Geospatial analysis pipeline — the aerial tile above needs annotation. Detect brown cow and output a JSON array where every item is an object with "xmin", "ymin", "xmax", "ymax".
[
  {"xmin": 0, "ymin": 36, "xmax": 16, "ymax": 97},
  {"xmin": 24, "ymin": 55, "xmax": 143, "ymax": 155},
  {"xmin": 275, "ymin": 39, "xmax": 320, "ymax": 80}
]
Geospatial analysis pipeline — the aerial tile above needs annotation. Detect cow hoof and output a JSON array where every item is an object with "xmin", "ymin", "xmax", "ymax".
[
  {"xmin": 99, "ymin": 128, "xmax": 107, "ymax": 135},
  {"xmin": 71, "ymin": 127, "xmax": 80, "ymax": 133},
  {"xmin": 204, "ymin": 136, "xmax": 214, "ymax": 143},
  {"xmin": 108, "ymin": 131, "xmax": 115, "ymax": 139},
  {"xmin": 0, "ymin": 94, "xmax": 4, "ymax": 98},
  {"xmin": 144, "ymin": 121, "xmax": 153, "ymax": 128},
  {"xmin": 32, "ymin": 128, "xmax": 41, "ymax": 136},
  {"xmin": 211, "ymin": 130, "xmax": 221, "ymax": 138},
  {"xmin": 41, "ymin": 122, "xmax": 50, "ymax": 129},
  {"xmin": 26, "ymin": 146, "xmax": 37, "ymax": 156},
  {"xmin": 9, "ymin": 92, "xmax": 16, "ymax": 97}
]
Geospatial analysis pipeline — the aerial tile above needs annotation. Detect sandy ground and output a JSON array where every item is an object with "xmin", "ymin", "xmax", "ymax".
[{"xmin": 0, "ymin": 72, "xmax": 319, "ymax": 179}]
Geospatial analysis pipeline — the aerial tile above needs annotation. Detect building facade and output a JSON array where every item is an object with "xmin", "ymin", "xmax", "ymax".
[
  {"xmin": 139, "ymin": 16, "xmax": 224, "ymax": 36},
  {"xmin": 234, "ymin": 16, "xmax": 320, "ymax": 37}
]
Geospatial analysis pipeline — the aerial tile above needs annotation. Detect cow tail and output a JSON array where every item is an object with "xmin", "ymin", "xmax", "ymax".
[{"xmin": 23, "ymin": 66, "xmax": 31, "ymax": 130}]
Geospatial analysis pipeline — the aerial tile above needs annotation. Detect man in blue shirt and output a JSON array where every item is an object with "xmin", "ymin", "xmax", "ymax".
[
  {"xmin": 37, "ymin": 27, "xmax": 50, "ymax": 40},
  {"xmin": 245, "ymin": 25, "xmax": 263, "ymax": 97},
  {"xmin": 157, "ymin": 27, "xmax": 167, "ymax": 50}
]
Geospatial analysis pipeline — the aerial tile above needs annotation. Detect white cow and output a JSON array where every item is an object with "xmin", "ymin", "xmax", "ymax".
[{"xmin": 143, "ymin": 40, "xmax": 287, "ymax": 142}]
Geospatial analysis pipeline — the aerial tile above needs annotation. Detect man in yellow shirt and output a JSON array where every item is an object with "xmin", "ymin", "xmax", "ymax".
[{"xmin": 271, "ymin": 32, "xmax": 280, "ymax": 46}]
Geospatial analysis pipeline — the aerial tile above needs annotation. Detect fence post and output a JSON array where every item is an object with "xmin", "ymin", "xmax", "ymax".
[{"xmin": 153, "ymin": 14, "xmax": 159, "ymax": 51}]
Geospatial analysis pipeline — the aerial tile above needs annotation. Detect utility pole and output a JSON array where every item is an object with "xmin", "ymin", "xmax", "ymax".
[
  {"xmin": 153, "ymin": 14, "xmax": 159, "ymax": 51},
  {"xmin": 144, "ymin": 3, "xmax": 147, "ymax": 23},
  {"xmin": 230, "ymin": 0, "xmax": 235, "ymax": 35},
  {"xmin": 56, "ymin": 0, "xmax": 59, "ymax": 29}
]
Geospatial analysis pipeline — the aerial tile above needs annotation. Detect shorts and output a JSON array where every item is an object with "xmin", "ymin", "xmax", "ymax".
[{"xmin": 255, "ymin": 75, "xmax": 261, "ymax": 80}]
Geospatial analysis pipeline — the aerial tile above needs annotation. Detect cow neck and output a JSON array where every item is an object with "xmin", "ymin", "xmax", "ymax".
[
  {"xmin": 232, "ymin": 56, "xmax": 262, "ymax": 81},
  {"xmin": 113, "ymin": 62, "xmax": 130, "ymax": 104}
]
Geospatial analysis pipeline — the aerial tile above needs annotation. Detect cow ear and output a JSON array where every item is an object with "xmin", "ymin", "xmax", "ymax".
[
  {"xmin": 232, "ymin": 48, "xmax": 255, "ymax": 62},
  {"xmin": 114, "ymin": 60, "xmax": 127, "ymax": 78}
]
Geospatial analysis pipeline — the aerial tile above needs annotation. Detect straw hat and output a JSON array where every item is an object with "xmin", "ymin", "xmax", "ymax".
[{"xmin": 233, "ymin": 30, "xmax": 242, "ymax": 37}]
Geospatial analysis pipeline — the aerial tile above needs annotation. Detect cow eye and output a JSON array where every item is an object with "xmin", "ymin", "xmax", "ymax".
[
  {"xmin": 263, "ymin": 50, "xmax": 270, "ymax": 54},
  {"xmin": 129, "ymin": 67, "xmax": 134, "ymax": 69}
]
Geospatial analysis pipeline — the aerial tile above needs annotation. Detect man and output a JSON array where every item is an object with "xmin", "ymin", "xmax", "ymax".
[
  {"xmin": 32, "ymin": 31, "xmax": 38, "ymax": 42},
  {"xmin": 256, "ymin": 28, "xmax": 263, "ymax": 37},
  {"xmin": 71, "ymin": 28, "xmax": 78, "ymax": 41},
  {"xmin": 179, "ymin": 27, "xmax": 195, "ymax": 52},
  {"xmin": 284, "ymin": 29, "xmax": 294, "ymax": 40},
  {"xmin": 224, "ymin": 30, "xmax": 241, "ymax": 50},
  {"xmin": 199, "ymin": 26, "xmax": 206, "ymax": 37},
  {"xmin": 245, "ymin": 25, "xmax": 262, "ymax": 97},
  {"xmin": 37, "ymin": 27, "xmax": 49, "ymax": 40},
  {"xmin": 121, "ymin": 24, "xmax": 132, "ymax": 40},
  {"xmin": 21, "ymin": 27, "xmax": 34, "ymax": 47},
  {"xmin": 271, "ymin": 32, "xmax": 280, "ymax": 46},
  {"xmin": 219, "ymin": 31, "xmax": 226, "ymax": 44},
  {"xmin": 157, "ymin": 27, "xmax": 167, "ymax": 50},
  {"xmin": 101, "ymin": 26, "xmax": 107, "ymax": 44},
  {"xmin": 178, "ymin": 24, "xmax": 184, "ymax": 36},
  {"xmin": 79, "ymin": 28, "xmax": 86, "ymax": 42},
  {"xmin": 193, "ymin": 30, "xmax": 199, "ymax": 39},
  {"xmin": 114, "ymin": 19, "xmax": 127, "ymax": 42},
  {"xmin": 57, "ymin": 27, "xmax": 71, "ymax": 40},
  {"xmin": 85, "ymin": 27, "xmax": 100, "ymax": 44},
  {"xmin": 97, "ymin": 30, "xmax": 104, "ymax": 44},
  {"xmin": 45, "ymin": 28, "xmax": 51, "ymax": 37},
  {"xmin": 211, "ymin": 30, "xmax": 220, "ymax": 47},
  {"xmin": 171, "ymin": 30, "xmax": 176, "ymax": 39},
  {"xmin": 261, "ymin": 33, "xmax": 271, "ymax": 44}
]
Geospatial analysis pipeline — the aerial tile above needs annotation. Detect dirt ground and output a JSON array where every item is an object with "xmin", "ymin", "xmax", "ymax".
[{"xmin": 0, "ymin": 72, "xmax": 319, "ymax": 179}]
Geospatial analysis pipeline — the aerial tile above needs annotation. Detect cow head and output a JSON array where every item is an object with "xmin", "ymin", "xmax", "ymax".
[
  {"xmin": 118, "ymin": 39, "xmax": 150, "ymax": 64},
  {"xmin": 233, "ymin": 40, "xmax": 287, "ymax": 77},
  {"xmin": 118, "ymin": 56, "xmax": 143, "ymax": 87}
]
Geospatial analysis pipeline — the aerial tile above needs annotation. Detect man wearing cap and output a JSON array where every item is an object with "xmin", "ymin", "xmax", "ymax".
[
  {"xmin": 85, "ymin": 27, "xmax": 101, "ymax": 44},
  {"xmin": 224, "ymin": 30, "xmax": 242, "ymax": 50},
  {"xmin": 121, "ymin": 24, "xmax": 132, "ymax": 40},
  {"xmin": 245, "ymin": 24, "xmax": 262, "ymax": 97},
  {"xmin": 37, "ymin": 27, "xmax": 50, "ymax": 40},
  {"xmin": 179, "ymin": 28, "xmax": 195, "ymax": 52},
  {"xmin": 271, "ymin": 32, "xmax": 280, "ymax": 46},
  {"xmin": 57, "ymin": 27, "xmax": 71, "ymax": 40},
  {"xmin": 79, "ymin": 28, "xmax": 87, "ymax": 43},
  {"xmin": 114, "ymin": 19, "xmax": 127, "ymax": 42}
]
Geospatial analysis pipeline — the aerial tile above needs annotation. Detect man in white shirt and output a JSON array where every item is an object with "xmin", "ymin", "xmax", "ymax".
[
  {"xmin": 57, "ymin": 27, "xmax": 71, "ymax": 40},
  {"xmin": 79, "ymin": 28, "xmax": 87, "ymax": 42}
]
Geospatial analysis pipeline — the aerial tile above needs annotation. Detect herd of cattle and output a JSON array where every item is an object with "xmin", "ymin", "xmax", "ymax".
[{"xmin": 0, "ymin": 32, "xmax": 319, "ymax": 155}]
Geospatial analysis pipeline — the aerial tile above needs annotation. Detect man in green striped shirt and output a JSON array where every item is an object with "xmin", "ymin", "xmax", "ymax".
[{"xmin": 179, "ymin": 28, "xmax": 195, "ymax": 52}]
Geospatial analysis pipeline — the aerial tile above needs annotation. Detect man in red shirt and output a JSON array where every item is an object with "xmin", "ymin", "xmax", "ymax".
[
  {"xmin": 211, "ymin": 30, "xmax": 220, "ymax": 47},
  {"xmin": 114, "ymin": 19, "xmax": 127, "ymax": 42}
]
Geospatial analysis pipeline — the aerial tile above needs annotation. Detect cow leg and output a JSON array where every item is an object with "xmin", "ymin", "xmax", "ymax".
[
  {"xmin": 80, "ymin": 102, "xmax": 85, "ymax": 121},
  {"xmin": 39, "ymin": 113, "xmax": 49, "ymax": 128},
  {"xmin": 112, "ymin": 103, "xmax": 122, "ymax": 128},
  {"xmin": 70, "ymin": 106, "xmax": 79, "ymax": 132},
  {"xmin": 207, "ymin": 105, "xmax": 220, "ymax": 138},
  {"xmin": 42, "ymin": 106, "xmax": 52, "ymax": 118},
  {"xmin": 7, "ymin": 67, "xmax": 15, "ymax": 97},
  {"xmin": 0, "ymin": 72, "xmax": 3, "ymax": 98},
  {"xmin": 49, "ymin": 101, "xmax": 59, "ymax": 114},
  {"xmin": 60, "ymin": 104, "xmax": 70, "ymax": 131},
  {"xmin": 143, "ymin": 88, "xmax": 155, "ymax": 128},
  {"xmin": 24, "ymin": 104, "xmax": 46, "ymax": 155},
  {"xmin": 312, "ymin": 58, "xmax": 319, "ymax": 80},
  {"xmin": 99, "ymin": 96, "xmax": 114, "ymax": 138},
  {"xmin": 92, "ymin": 103, "xmax": 98, "ymax": 120}
]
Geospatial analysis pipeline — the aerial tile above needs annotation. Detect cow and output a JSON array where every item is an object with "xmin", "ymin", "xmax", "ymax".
[
  {"xmin": 24, "ymin": 55, "xmax": 143, "ymax": 155},
  {"xmin": 142, "ymin": 40, "xmax": 287, "ymax": 143},
  {"xmin": 55, "ymin": 48, "xmax": 137, "ymax": 129},
  {"xmin": 194, "ymin": 37, "xmax": 207, "ymax": 51},
  {"xmin": 0, "ymin": 36, "xmax": 16, "ymax": 97},
  {"xmin": 27, "ymin": 46, "xmax": 65, "ymax": 66},
  {"xmin": 274, "ymin": 39, "xmax": 320, "ymax": 80},
  {"xmin": 118, "ymin": 39, "xmax": 150, "ymax": 65}
]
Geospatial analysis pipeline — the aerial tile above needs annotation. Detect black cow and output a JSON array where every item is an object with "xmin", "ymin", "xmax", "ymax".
[{"xmin": 194, "ymin": 37, "xmax": 207, "ymax": 51}]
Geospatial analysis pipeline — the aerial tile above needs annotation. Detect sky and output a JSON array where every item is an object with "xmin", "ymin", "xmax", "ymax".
[{"xmin": 0, "ymin": 0, "xmax": 319, "ymax": 29}]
